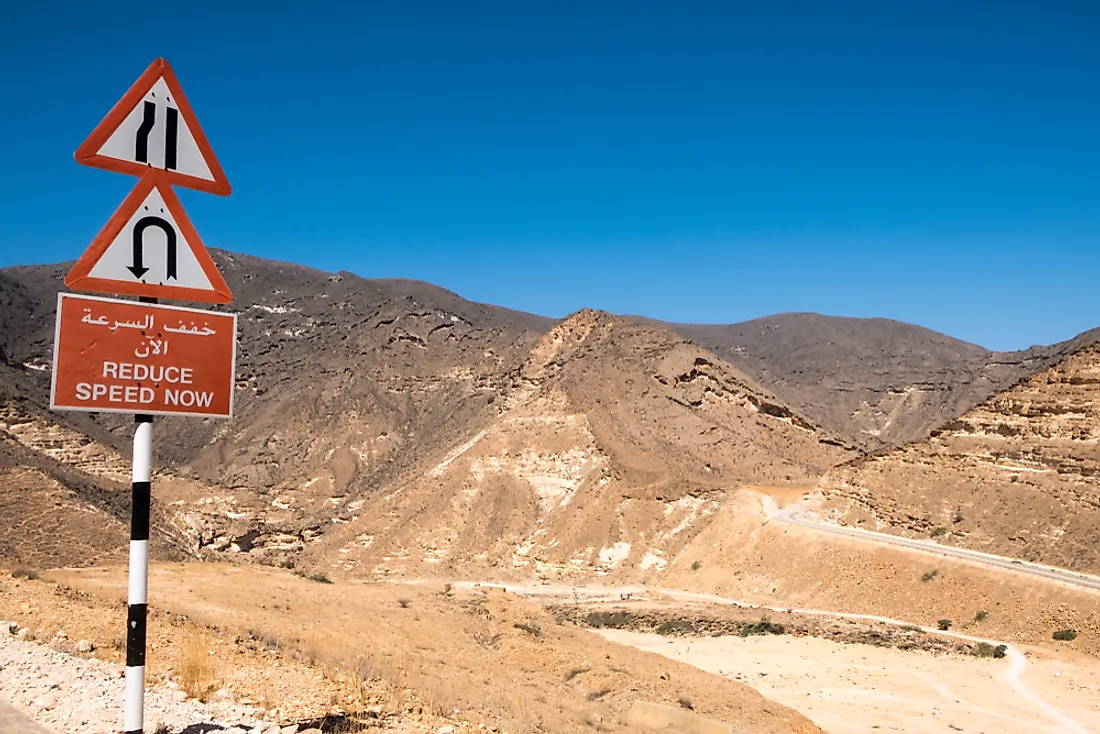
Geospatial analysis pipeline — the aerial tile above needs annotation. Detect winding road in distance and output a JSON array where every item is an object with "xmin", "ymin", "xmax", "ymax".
[{"xmin": 769, "ymin": 502, "xmax": 1100, "ymax": 594}]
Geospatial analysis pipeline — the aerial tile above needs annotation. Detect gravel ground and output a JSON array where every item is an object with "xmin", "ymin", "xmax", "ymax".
[{"xmin": 0, "ymin": 622, "xmax": 270, "ymax": 734}]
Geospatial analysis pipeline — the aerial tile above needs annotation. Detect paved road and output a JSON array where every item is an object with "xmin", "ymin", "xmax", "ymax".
[
  {"xmin": 770, "ymin": 503, "xmax": 1100, "ymax": 593},
  {"xmin": 0, "ymin": 701, "xmax": 53, "ymax": 734}
]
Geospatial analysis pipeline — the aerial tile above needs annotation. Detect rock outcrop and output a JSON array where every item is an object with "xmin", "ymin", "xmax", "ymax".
[{"xmin": 823, "ymin": 343, "xmax": 1100, "ymax": 573}]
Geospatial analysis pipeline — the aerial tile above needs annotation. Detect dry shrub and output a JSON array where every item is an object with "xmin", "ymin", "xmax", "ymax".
[{"xmin": 178, "ymin": 638, "xmax": 218, "ymax": 702}]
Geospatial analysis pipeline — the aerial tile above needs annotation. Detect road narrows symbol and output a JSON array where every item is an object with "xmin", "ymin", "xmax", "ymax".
[{"xmin": 133, "ymin": 101, "xmax": 179, "ymax": 170}]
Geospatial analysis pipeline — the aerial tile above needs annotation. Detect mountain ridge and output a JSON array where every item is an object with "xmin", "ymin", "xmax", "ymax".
[{"xmin": 5, "ymin": 250, "xmax": 1098, "ymax": 449}]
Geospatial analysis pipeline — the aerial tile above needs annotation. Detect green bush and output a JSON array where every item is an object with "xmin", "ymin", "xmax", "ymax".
[
  {"xmin": 584, "ymin": 611, "xmax": 635, "ymax": 629},
  {"xmin": 931, "ymin": 526, "xmax": 947, "ymax": 537},
  {"xmin": 657, "ymin": 619, "xmax": 695, "ymax": 636},
  {"xmin": 740, "ymin": 615, "xmax": 786, "ymax": 637},
  {"xmin": 937, "ymin": 619, "xmax": 952, "ymax": 631},
  {"xmin": 921, "ymin": 569, "xmax": 939, "ymax": 582},
  {"xmin": 974, "ymin": 642, "xmax": 1008, "ymax": 658},
  {"xmin": 1053, "ymin": 629, "xmax": 1078, "ymax": 641},
  {"xmin": 972, "ymin": 642, "xmax": 997, "ymax": 657},
  {"xmin": 691, "ymin": 560, "xmax": 702, "ymax": 571},
  {"xmin": 974, "ymin": 610, "xmax": 988, "ymax": 622}
]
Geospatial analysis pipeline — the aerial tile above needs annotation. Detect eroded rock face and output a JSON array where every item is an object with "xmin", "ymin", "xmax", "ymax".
[
  {"xmin": 3, "ymin": 253, "xmax": 1096, "ymax": 582},
  {"xmin": 311, "ymin": 310, "xmax": 857, "ymax": 581},
  {"xmin": 667, "ymin": 314, "xmax": 1100, "ymax": 446},
  {"xmin": 823, "ymin": 343, "xmax": 1100, "ymax": 573},
  {"xmin": 0, "ymin": 252, "xmax": 552, "ymax": 569}
]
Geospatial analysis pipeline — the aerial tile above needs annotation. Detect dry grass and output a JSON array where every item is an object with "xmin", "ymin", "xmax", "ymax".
[
  {"xmin": 177, "ymin": 637, "xmax": 218, "ymax": 702},
  {"xmin": 52, "ymin": 563, "xmax": 829, "ymax": 734}
]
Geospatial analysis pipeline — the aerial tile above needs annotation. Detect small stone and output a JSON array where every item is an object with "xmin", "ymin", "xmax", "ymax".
[
  {"xmin": 33, "ymin": 693, "xmax": 57, "ymax": 710},
  {"xmin": 16, "ymin": 627, "xmax": 32, "ymax": 640},
  {"xmin": 214, "ymin": 686, "xmax": 233, "ymax": 700},
  {"xmin": 54, "ymin": 631, "xmax": 68, "ymax": 640},
  {"xmin": 437, "ymin": 727, "xmax": 456, "ymax": 734},
  {"xmin": 76, "ymin": 640, "xmax": 94, "ymax": 653},
  {"xmin": 281, "ymin": 726, "xmax": 299, "ymax": 734},
  {"xmin": 300, "ymin": 730, "xmax": 323, "ymax": 734}
]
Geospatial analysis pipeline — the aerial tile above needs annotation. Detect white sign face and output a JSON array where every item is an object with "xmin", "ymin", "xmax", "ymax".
[
  {"xmin": 87, "ymin": 185, "xmax": 217, "ymax": 292},
  {"xmin": 94, "ymin": 77, "xmax": 216, "ymax": 183}
]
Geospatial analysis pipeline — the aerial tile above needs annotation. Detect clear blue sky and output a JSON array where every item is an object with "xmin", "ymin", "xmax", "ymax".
[{"xmin": 1, "ymin": 1, "xmax": 1097, "ymax": 351}]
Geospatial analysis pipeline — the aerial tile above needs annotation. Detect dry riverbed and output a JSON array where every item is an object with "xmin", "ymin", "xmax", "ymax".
[{"xmin": 599, "ymin": 629, "xmax": 1100, "ymax": 734}]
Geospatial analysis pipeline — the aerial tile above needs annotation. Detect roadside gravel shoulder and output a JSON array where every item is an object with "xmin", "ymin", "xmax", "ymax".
[{"xmin": 0, "ymin": 630, "xmax": 265, "ymax": 734}]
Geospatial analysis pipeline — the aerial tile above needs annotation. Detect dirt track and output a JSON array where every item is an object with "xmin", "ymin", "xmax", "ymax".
[{"xmin": 771, "ymin": 500, "xmax": 1100, "ymax": 594}]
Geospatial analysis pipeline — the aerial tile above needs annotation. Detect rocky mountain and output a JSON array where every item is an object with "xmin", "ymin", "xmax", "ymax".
[
  {"xmin": 821, "ymin": 340, "xmax": 1100, "ymax": 573},
  {"xmin": 306, "ymin": 309, "xmax": 857, "ymax": 579},
  {"xmin": 0, "ymin": 411, "xmax": 186, "ymax": 569},
  {"xmin": 1, "ymin": 249, "xmax": 856, "ymax": 574},
  {"xmin": 663, "ymin": 314, "xmax": 1100, "ymax": 446},
  {"xmin": 3, "ymin": 250, "xmax": 1097, "ymax": 578},
  {"xmin": 0, "ymin": 250, "xmax": 556, "ymax": 565}
]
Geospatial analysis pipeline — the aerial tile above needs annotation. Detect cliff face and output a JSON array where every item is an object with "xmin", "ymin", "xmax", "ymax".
[
  {"xmin": 290, "ymin": 309, "xmax": 857, "ymax": 580},
  {"xmin": 666, "ymin": 314, "xmax": 1100, "ymax": 446},
  {"xmin": 823, "ymin": 343, "xmax": 1100, "ymax": 573}
]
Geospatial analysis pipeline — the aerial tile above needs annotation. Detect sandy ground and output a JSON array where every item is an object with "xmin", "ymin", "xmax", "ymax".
[
  {"xmin": 41, "ymin": 564, "xmax": 825, "ymax": 734},
  {"xmin": 598, "ymin": 629, "xmax": 1100, "ymax": 734}
]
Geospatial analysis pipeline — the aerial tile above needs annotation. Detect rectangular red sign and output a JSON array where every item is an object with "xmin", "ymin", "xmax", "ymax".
[{"xmin": 50, "ymin": 293, "xmax": 237, "ymax": 419}]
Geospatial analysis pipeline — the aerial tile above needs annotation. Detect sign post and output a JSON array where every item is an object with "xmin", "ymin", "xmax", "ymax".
[
  {"xmin": 127, "ymin": 406, "xmax": 152, "ymax": 734},
  {"xmin": 56, "ymin": 57, "xmax": 235, "ymax": 734}
]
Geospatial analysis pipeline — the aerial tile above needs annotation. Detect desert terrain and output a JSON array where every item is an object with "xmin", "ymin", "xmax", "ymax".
[{"xmin": 2, "ymin": 252, "xmax": 1099, "ymax": 734}]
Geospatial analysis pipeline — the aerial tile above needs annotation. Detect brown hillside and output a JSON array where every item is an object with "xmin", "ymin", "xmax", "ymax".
[
  {"xmin": 10, "ymin": 255, "xmax": 1097, "ymax": 457},
  {"xmin": 821, "ymin": 341, "xmax": 1100, "ymax": 573},
  {"xmin": 663, "ymin": 313, "xmax": 1100, "ymax": 445},
  {"xmin": 0, "ymin": 424, "xmax": 186, "ymax": 569},
  {"xmin": 5, "ymin": 252, "xmax": 1096, "ymax": 579},
  {"xmin": 310, "ymin": 309, "xmax": 857, "ymax": 580},
  {"xmin": 0, "ymin": 252, "xmax": 556, "ymax": 561}
]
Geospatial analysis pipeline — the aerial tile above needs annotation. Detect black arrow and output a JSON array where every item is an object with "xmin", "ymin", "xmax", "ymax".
[{"xmin": 130, "ymin": 216, "xmax": 177, "ymax": 280}]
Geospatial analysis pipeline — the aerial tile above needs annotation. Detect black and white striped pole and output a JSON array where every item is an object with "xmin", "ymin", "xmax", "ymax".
[
  {"xmin": 125, "ymin": 411, "xmax": 152, "ymax": 734},
  {"xmin": 124, "ymin": 294, "xmax": 157, "ymax": 734}
]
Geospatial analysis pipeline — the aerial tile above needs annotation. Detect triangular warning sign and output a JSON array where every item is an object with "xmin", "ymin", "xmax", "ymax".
[
  {"xmin": 65, "ymin": 173, "xmax": 233, "ymax": 304},
  {"xmin": 74, "ymin": 58, "xmax": 231, "ymax": 196}
]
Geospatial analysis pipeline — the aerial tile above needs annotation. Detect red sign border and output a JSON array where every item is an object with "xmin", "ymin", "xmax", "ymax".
[
  {"xmin": 49, "ymin": 292, "xmax": 238, "ymax": 420},
  {"xmin": 64, "ymin": 173, "xmax": 234, "ymax": 305},
  {"xmin": 75, "ymin": 58, "xmax": 231, "ymax": 196}
]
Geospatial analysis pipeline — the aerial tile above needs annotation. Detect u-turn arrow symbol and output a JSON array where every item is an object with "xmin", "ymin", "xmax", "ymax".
[{"xmin": 129, "ymin": 216, "xmax": 177, "ymax": 280}]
